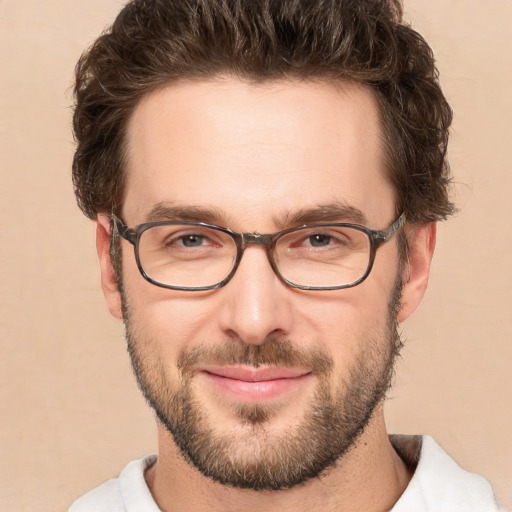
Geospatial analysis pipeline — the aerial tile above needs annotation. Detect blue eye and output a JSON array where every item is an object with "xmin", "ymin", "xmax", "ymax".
[
  {"xmin": 307, "ymin": 234, "xmax": 332, "ymax": 247},
  {"xmin": 180, "ymin": 234, "xmax": 205, "ymax": 247}
]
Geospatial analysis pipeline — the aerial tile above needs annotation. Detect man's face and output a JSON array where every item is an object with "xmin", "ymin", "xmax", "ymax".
[{"xmin": 114, "ymin": 79, "xmax": 404, "ymax": 489}]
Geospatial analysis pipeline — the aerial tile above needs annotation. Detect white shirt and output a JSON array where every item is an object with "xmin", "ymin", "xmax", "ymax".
[{"xmin": 69, "ymin": 435, "xmax": 499, "ymax": 512}]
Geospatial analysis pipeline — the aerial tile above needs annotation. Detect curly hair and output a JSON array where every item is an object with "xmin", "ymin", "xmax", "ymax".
[{"xmin": 72, "ymin": 0, "xmax": 454, "ymax": 223}]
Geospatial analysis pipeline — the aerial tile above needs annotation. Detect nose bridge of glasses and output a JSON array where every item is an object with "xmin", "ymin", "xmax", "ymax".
[
  {"xmin": 237, "ymin": 232, "xmax": 278, "ymax": 273},
  {"xmin": 240, "ymin": 232, "xmax": 274, "ymax": 249},
  {"xmin": 232, "ymin": 232, "xmax": 283, "ymax": 286}
]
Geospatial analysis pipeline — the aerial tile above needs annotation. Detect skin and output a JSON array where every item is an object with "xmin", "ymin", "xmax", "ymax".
[{"xmin": 96, "ymin": 78, "xmax": 436, "ymax": 511}]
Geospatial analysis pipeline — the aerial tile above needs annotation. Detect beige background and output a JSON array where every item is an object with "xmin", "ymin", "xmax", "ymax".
[{"xmin": 1, "ymin": 1, "xmax": 510, "ymax": 510}]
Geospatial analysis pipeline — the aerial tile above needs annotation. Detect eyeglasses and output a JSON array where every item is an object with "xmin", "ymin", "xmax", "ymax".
[{"xmin": 112, "ymin": 213, "xmax": 406, "ymax": 292}]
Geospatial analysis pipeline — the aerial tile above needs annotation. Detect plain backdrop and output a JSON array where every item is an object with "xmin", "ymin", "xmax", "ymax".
[{"xmin": 1, "ymin": 1, "xmax": 511, "ymax": 510}]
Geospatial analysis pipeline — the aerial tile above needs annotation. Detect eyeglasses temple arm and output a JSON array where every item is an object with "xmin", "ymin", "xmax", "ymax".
[
  {"xmin": 378, "ymin": 212, "xmax": 407, "ymax": 241},
  {"xmin": 111, "ymin": 214, "xmax": 137, "ymax": 245}
]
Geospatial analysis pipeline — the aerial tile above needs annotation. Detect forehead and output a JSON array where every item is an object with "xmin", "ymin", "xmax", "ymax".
[{"xmin": 123, "ymin": 78, "xmax": 395, "ymax": 228}]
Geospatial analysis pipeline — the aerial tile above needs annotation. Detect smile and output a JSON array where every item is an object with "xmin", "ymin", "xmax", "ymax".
[{"xmin": 200, "ymin": 365, "xmax": 313, "ymax": 401}]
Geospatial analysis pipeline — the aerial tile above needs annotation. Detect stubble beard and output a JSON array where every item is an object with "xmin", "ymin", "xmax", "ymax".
[{"xmin": 121, "ymin": 278, "xmax": 403, "ymax": 491}]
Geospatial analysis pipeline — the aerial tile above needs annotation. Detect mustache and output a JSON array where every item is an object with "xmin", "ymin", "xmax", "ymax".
[{"xmin": 177, "ymin": 338, "xmax": 333, "ymax": 375}]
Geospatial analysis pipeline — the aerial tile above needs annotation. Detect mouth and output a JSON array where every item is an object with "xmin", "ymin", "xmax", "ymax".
[{"xmin": 199, "ymin": 365, "xmax": 313, "ymax": 401}]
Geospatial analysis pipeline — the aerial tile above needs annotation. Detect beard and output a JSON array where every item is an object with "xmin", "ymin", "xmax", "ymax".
[{"xmin": 121, "ymin": 277, "xmax": 403, "ymax": 491}]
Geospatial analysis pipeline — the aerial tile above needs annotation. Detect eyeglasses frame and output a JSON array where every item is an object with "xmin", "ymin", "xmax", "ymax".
[{"xmin": 111, "ymin": 212, "xmax": 406, "ymax": 292}]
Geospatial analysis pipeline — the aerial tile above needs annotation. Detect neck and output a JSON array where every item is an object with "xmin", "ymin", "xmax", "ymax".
[{"xmin": 145, "ymin": 408, "xmax": 412, "ymax": 512}]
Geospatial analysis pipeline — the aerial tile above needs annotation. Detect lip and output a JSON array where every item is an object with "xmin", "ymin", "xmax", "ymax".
[{"xmin": 200, "ymin": 365, "xmax": 312, "ymax": 401}]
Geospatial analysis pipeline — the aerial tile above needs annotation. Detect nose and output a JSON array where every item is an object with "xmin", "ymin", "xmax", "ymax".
[{"xmin": 217, "ymin": 245, "xmax": 294, "ymax": 345}]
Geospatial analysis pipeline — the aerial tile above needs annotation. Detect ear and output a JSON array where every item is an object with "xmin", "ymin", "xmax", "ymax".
[
  {"xmin": 96, "ymin": 214, "xmax": 123, "ymax": 321},
  {"xmin": 398, "ymin": 222, "xmax": 436, "ymax": 323}
]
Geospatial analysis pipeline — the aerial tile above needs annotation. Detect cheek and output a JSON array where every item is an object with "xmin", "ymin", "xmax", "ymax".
[
  {"xmin": 298, "ymin": 277, "xmax": 395, "ymax": 364},
  {"xmin": 122, "ymin": 265, "xmax": 219, "ymax": 360}
]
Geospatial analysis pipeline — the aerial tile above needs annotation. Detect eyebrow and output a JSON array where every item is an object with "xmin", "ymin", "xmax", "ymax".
[
  {"xmin": 143, "ymin": 201, "xmax": 368, "ymax": 230},
  {"xmin": 276, "ymin": 202, "xmax": 368, "ymax": 228},
  {"xmin": 144, "ymin": 203, "xmax": 226, "ymax": 225}
]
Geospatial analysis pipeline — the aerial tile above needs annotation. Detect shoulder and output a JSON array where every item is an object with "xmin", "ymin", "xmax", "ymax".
[
  {"xmin": 68, "ymin": 454, "xmax": 159, "ymax": 512},
  {"xmin": 391, "ymin": 435, "xmax": 500, "ymax": 512},
  {"xmin": 68, "ymin": 477, "xmax": 124, "ymax": 512}
]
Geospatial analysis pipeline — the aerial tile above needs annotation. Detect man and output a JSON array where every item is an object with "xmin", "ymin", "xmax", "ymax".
[{"xmin": 68, "ymin": 0, "xmax": 499, "ymax": 510}]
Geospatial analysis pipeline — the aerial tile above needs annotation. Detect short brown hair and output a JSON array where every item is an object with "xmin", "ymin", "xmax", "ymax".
[{"xmin": 72, "ymin": 0, "xmax": 454, "ymax": 223}]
